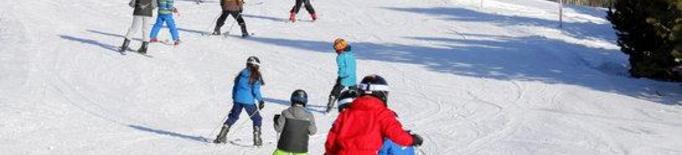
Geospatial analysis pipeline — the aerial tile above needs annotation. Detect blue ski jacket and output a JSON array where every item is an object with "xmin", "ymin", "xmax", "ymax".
[
  {"xmin": 336, "ymin": 51, "xmax": 357, "ymax": 87},
  {"xmin": 379, "ymin": 139, "xmax": 415, "ymax": 155},
  {"xmin": 232, "ymin": 69, "xmax": 263, "ymax": 105}
]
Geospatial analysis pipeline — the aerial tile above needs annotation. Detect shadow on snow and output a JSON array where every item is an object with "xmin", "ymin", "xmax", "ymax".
[
  {"xmin": 58, "ymin": 35, "xmax": 120, "ymax": 53},
  {"xmin": 128, "ymin": 124, "xmax": 209, "ymax": 143},
  {"xmin": 241, "ymin": 27, "xmax": 678, "ymax": 105},
  {"xmin": 382, "ymin": 6, "xmax": 615, "ymax": 42}
]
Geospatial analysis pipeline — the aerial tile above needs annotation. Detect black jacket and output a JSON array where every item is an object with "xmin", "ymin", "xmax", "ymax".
[{"xmin": 130, "ymin": 0, "xmax": 157, "ymax": 17}]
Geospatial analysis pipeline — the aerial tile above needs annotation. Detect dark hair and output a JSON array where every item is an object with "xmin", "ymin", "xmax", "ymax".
[{"xmin": 247, "ymin": 64, "xmax": 264, "ymax": 85}]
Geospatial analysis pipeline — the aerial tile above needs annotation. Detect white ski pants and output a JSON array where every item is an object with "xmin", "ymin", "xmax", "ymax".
[{"xmin": 125, "ymin": 16, "xmax": 153, "ymax": 42}]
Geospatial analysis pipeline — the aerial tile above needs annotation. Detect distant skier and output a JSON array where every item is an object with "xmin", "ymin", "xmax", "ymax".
[
  {"xmin": 212, "ymin": 0, "xmax": 250, "ymax": 38},
  {"xmin": 272, "ymin": 89, "xmax": 317, "ymax": 155},
  {"xmin": 326, "ymin": 38, "xmax": 357, "ymax": 113},
  {"xmin": 119, "ymin": 0, "xmax": 157, "ymax": 54},
  {"xmin": 325, "ymin": 75, "xmax": 423, "ymax": 155},
  {"xmin": 288, "ymin": 0, "xmax": 316, "ymax": 22},
  {"xmin": 149, "ymin": 0, "xmax": 181, "ymax": 45},
  {"xmin": 214, "ymin": 56, "xmax": 266, "ymax": 147},
  {"xmin": 336, "ymin": 90, "xmax": 357, "ymax": 113}
]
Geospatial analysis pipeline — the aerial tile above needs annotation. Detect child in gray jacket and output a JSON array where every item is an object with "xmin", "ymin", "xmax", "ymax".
[{"xmin": 273, "ymin": 89, "xmax": 316, "ymax": 154}]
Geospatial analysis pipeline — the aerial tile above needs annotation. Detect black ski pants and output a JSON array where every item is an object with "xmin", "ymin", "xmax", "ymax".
[
  {"xmin": 215, "ymin": 10, "xmax": 245, "ymax": 30},
  {"xmin": 329, "ymin": 78, "xmax": 356, "ymax": 98},
  {"xmin": 290, "ymin": 0, "xmax": 315, "ymax": 14}
]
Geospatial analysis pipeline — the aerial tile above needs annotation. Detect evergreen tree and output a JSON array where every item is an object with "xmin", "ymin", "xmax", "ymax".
[{"xmin": 607, "ymin": 0, "xmax": 682, "ymax": 81}]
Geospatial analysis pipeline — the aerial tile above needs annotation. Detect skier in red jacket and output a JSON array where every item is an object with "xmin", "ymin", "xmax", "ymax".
[{"xmin": 325, "ymin": 74, "xmax": 423, "ymax": 155}]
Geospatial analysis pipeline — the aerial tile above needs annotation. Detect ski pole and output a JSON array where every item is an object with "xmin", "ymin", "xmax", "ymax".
[
  {"xmin": 417, "ymin": 146, "xmax": 427, "ymax": 155},
  {"xmin": 210, "ymin": 101, "xmax": 263, "ymax": 140},
  {"xmin": 205, "ymin": 14, "xmax": 221, "ymax": 35},
  {"xmin": 223, "ymin": 102, "xmax": 263, "ymax": 136},
  {"xmin": 225, "ymin": 13, "xmax": 244, "ymax": 35},
  {"xmin": 225, "ymin": 19, "xmax": 237, "ymax": 35},
  {"xmin": 207, "ymin": 112, "xmax": 231, "ymax": 140}
]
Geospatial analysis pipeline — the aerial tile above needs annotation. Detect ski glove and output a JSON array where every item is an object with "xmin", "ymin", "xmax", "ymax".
[
  {"xmin": 411, "ymin": 133, "xmax": 424, "ymax": 146},
  {"xmin": 258, "ymin": 100, "xmax": 265, "ymax": 109},
  {"xmin": 273, "ymin": 114, "xmax": 281, "ymax": 126}
]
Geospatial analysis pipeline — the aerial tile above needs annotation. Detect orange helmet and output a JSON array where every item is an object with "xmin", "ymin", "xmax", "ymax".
[{"xmin": 333, "ymin": 38, "xmax": 349, "ymax": 52}]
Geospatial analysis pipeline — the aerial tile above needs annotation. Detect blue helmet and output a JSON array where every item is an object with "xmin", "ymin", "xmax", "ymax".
[{"xmin": 290, "ymin": 89, "xmax": 308, "ymax": 107}]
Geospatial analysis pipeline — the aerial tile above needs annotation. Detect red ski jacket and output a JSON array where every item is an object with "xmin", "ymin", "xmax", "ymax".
[{"xmin": 325, "ymin": 96, "xmax": 414, "ymax": 155}]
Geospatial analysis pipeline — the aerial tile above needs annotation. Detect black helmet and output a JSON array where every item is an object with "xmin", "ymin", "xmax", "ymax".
[
  {"xmin": 247, "ymin": 56, "xmax": 261, "ymax": 66},
  {"xmin": 337, "ymin": 89, "xmax": 358, "ymax": 112},
  {"xmin": 290, "ymin": 89, "xmax": 308, "ymax": 107},
  {"xmin": 358, "ymin": 75, "xmax": 390, "ymax": 104}
]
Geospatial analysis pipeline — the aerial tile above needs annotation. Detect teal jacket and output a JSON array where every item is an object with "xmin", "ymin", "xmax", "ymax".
[
  {"xmin": 157, "ymin": 0, "xmax": 175, "ymax": 14},
  {"xmin": 336, "ymin": 51, "xmax": 357, "ymax": 87}
]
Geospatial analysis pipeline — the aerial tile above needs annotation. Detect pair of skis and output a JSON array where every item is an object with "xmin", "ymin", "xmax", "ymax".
[
  {"xmin": 208, "ymin": 137, "xmax": 273, "ymax": 148},
  {"xmin": 117, "ymin": 39, "xmax": 180, "ymax": 57},
  {"xmin": 202, "ymin": 32, "xmax": 255, "ymax": 39},
  {"xmin": 194, "ymin": 0, "xmax": 265, "ymax": 6}
]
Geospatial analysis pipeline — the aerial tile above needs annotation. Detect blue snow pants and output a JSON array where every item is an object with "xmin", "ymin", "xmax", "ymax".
[
  {"xmin": 150, "ymin": 14, "xmax": 179, "ymax": 41},
  {"xmin": 224, "ymin": 102, "xmax": 262, "ymax": 127}
]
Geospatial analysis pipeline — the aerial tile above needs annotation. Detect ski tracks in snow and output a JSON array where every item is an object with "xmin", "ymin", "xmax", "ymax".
[{"xmin": 457, "ymin": 79, "xmax": 529, "ymax": 154}]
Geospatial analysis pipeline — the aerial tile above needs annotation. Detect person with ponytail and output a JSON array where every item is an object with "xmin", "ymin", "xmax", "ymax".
[{"xmin": 214, "ymin": 56, "xmax": 266, "ymax": 147}]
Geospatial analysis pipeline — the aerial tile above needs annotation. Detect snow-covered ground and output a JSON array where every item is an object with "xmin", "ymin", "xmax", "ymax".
[{"xmin": 1, "ymin": 0, "xmax": 681, "ymax": 154}]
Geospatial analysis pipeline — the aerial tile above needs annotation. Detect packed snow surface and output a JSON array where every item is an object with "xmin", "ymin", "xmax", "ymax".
[{"xmin": 1, "ymin": 0, "xmax": 681, "ymax": 154}]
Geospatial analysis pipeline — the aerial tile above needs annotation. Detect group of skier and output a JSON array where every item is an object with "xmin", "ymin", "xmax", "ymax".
[
  {"xmin": 206, "ymin": 39, "xmax": 423, "ymax": 155},
  {"xmin": 119, "ymin": 0, "xmax": 180, "ymax": 55},
  {"xmin": 118, "ymin": 0, "xmax": 319, "ymax": 54},
  {"xmin": 117, "ymin": 0, "xmax": 424, "ymax": 154}
]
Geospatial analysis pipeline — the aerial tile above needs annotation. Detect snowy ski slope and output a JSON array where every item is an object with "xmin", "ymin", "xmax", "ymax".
[{"xmin": 1, "ymin": 0, "xmax": 681, "ymax": 154}]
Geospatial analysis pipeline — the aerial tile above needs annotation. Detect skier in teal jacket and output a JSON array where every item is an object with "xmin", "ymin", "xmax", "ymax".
[{"xmin": 326, "ymin": 38, "xmax": 357, "ymax": 113}]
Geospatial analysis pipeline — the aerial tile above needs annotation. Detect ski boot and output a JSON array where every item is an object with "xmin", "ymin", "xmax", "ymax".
[
  {"xmin": 239, "ymin": 23, "xmax": 249, "ymax": 38},
  {"xmin": 118, "ymin": 38, "xmax": 131, "ymax": 53},
  {"xmin": 137, "ymin": 41, "xmax": 149, "ymax": 54},
  {"xmin": 325, "ymin": 95, "xmax": 336, "ymax": 113},
  {"xmin": 173, "ymin": 39, "xmax": 181, "ymax": 46},
  {"xmin": 253, "ymin": 126, "xmax": 263, "ymax": 147},
  {"xmin": 213, "ymin": 124, "xmax": 230, "ymax": 143},
  {"xmin": 289, "ymin": 12, "xmax": 296, "ymax": 23},
  {"xmin": 212, "ymin": 27, "xmax": 221, "ymax": 35},
  {"xmin": 310, "ymin": 13, "xmax": 317, "ymax": 21}
]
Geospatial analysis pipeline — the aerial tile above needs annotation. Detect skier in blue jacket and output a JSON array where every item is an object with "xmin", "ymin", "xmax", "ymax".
[
  {"xmin": 326, "ymin": 38, "xmax": 357, "ymax": 113},
  {"xmin": 149, "ymin": 0, "xmax": 181, "ymax": 45},
  {"xmin": 214, "ymin": 56, "xmax": 266, "ymax": 147}
]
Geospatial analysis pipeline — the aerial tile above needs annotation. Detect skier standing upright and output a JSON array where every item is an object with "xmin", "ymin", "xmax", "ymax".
[
  {"xmin": 325, "ymin": 75, "xmax": 423, "ymax": 155},
  {"xmin": 119, "ymin": 0, "xmax": 157, "ymax": 54},
  {"xmin": 272, "ymin": 89, "xmax": 317, "ymax": 155},
  {"xmin": 149, "ymin": 0, "xmax": 181, "ymax": 45},
  {"xmin": 212, "ymin": 0, "xmax": 250, "ymax": 38},
  {"xmin": 326, "ymin": 38, "xmax": 357, "ymax": 113},
  {"xmin": 214, "ymin": 56, "xmax": 266, "ymax": 147},
  {"xmin": 288, "ymin": 0, "xmax": 316, "ymax": 22}
]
